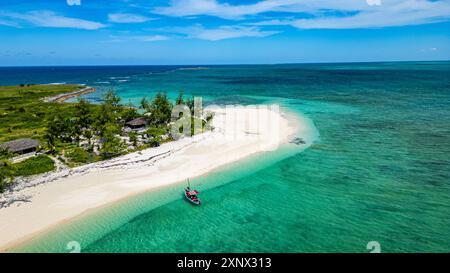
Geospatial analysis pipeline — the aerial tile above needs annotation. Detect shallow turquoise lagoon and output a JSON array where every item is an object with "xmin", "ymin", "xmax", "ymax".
[{"xmin": 4, "ymin": 62, "xmax": 449, "ymax": 252}]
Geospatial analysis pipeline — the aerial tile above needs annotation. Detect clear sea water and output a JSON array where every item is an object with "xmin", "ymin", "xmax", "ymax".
[{"xmin": 2, "ymin": 62, "xmax": 449, "ymax": 253}]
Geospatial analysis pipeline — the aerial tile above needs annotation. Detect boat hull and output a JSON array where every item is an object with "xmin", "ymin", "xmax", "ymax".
[{"xmin": 184, "ymin": 191, "xmax": 201, "ymax": 206}]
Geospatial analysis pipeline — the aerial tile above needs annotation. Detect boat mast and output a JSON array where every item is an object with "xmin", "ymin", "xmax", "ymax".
[{"xmin": 187, "ymin": 178, "xmax": 190, "ymax": 188}]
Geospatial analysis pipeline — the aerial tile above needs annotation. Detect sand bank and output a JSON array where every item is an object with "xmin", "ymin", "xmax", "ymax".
[{"xmin": 44, "ymin": 86, "xmax": 96, "ymax": 103}]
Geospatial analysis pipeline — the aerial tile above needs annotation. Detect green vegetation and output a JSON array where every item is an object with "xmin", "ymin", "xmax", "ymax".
[
  {"xmin": 66, "ymin": 147, "xmax": 91, "ymax": 164},
  {"xmin": 0, "ymin": 86, "xmax": 188, "ymax": 158},
  {"xmin": 0, "ymin": 159, "xmax": 16, "ymax": 193},
  {"xmin": 147, "ymin": 92, "xmax": 173, "ymax": 126},
  {"xmin": 41, "ymin": 90, "xmax": 135, "ymax": 160},
  {"xmin": 0, "ymin": 85, "xmax": 211, "ymax": 191},
  {"xmin": 146, "ymin": 126, "xmax": 167, "ymax": 139},
  {"xmin": 0, "ymin": 84, "xmax": 85, "ymax": 143},
  {"xmin": 146, "ymin": 126, "xmax": 168, "ymax": 147},
  {"xmin": 13, "ymin": 155, "xmax": 55, "ymax": 177},
  {"xmin": 129, "ymin": 131, "xmax": 138, "ymax": 147},
  {"xmin": 176, "ymin": 91, "xmax": 184, "ymax": 105}
]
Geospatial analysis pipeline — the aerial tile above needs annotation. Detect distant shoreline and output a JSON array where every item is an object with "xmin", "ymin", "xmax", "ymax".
[{"xmin": 43, "ymin": 86, "xmax": 96, "ymax": 103}]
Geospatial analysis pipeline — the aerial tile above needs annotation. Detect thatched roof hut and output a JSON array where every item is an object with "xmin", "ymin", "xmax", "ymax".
[
  {"xmin": 126, "ymin": 117, "xmax": 148, "ymax": 129},
  {"xmin": 0, "ymin": 138, "xmax": 40, "ymax": 154}
]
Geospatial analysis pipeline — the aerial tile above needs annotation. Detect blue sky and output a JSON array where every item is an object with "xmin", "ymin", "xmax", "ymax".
[{"xmin": 0, "ymin": 0, "xmax": 449, "ymax": 66}]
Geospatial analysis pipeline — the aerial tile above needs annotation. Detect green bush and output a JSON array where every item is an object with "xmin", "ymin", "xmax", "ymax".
[
  {"xmin": 146, "ymin": 126, "xmax": 167, "ymax": 138},
  {"xmin": 0, "ymin": 148, "xmax": 13, "ymax": 160},
  {"xmin": 129, "ymin": 131, "xmax": 138, "ymax": 147},
  {"xmin": 13, "ymin": 155, "xmax": 55, "ymax": 177},
  {"xmin": 58, "ymin": 156, "xmax": 66, "ymax": 164},
  {"xmin": 0, "ymin": 160, "xmax": 16, "ymax": 193}
]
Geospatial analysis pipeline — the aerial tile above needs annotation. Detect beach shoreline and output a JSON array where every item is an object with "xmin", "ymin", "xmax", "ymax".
[{"xmin": 0, "ymin": 106, "xmax": 310, "ymax": 251}]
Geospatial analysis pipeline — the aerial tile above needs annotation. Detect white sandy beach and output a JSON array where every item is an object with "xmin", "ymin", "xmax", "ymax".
[{"xmin": 0, "ymin": 105, "xmax": 304, "ymax": 251}]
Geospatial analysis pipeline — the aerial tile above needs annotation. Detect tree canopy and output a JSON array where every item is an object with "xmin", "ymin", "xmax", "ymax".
[
  {"xmin": 149, "ymin": 92, "xmax": 173, "ymax": 126},
  {"xmin": 0, "ymin": 160, "xmax": 16, "ymax": 193}
]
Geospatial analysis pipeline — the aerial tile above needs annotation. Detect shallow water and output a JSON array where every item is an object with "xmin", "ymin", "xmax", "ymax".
[{"xmin": 3, "ymin": 62, "xmax": 450, "ymax": 252}]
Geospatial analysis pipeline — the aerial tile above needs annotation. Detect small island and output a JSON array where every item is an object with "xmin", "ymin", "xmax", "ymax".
[{"xmin": 0, "ymin": 84, "xmax": 209, "ymax": 193}]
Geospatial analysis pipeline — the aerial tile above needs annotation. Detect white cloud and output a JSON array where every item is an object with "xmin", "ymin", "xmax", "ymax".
[
  {"xmin": 0, "ymin": 10, "xmax": 106, "ymax": 30},
  {"xmin": 249, "ymin": 19, "xmax": 291, "ymax": 26},
  {"xmin": 153, "ymin": 0, "xmax": 370, "ymax": 20},
  {"xmin": 164, "ymin": 24, "xmax": 278, "ymax": 41},
  {"xmin": 66, "ymin": 0, "xmax": 81, "ymax": 6},
  {"xmin": 135, "ymin": 35, "xmax": 169, "ymax": 42},
  {"xmin": 107, "ymin": 34, "xmax": 169, "ymax": 43},
  {"xmin": 154, "ymin": 0, "xmax": 450, "ymax": 29},
  {"xmin": 108, "ymin": 13, "xmax": 154, "ymax": 23},
  {"xmin": 271, "ymin": 0, "xmax": 450, "ymax": 29},
  {"xmin": 0, "ymin": 18, "xmax": 20, "ymax": 28},
  {"xmin": 366, "ymin": 0, "xmax": 382, "ymax": 6},
  {"xmin": 195, "ymin": 26, "xmax": 277, "ymax": 41}
]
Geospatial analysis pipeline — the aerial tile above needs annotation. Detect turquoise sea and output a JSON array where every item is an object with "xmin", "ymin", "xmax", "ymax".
[{"xmin": 2, "ymin": 62, "xmax": 449, "ymax": 253}]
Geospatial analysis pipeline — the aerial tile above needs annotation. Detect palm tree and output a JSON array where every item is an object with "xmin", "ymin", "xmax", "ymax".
[
  {"xmin": 75, "ymin": 98, "xmax": 92, "ymax": 129},
  {"xmin": 44, "ymin": 127, "xmax": 58, "ymax": 154},
  {"xmin": 104, "ymin": 90, "xmax": 121, "ymax": 107},
  {"xmin": 140, "ymin": 97, "xmax": 150, "ymax": 111},
  {"xmin": 149, "ymin": 92, "xmax": 173, "ymax": 125},
  {"xmin": 176, "ymin": 91, "xmax": 184, "ymax": 105}
]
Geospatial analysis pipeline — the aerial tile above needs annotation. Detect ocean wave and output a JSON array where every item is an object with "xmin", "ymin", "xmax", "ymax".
[{"xmin": 109, "ymin": 76, "xmax": 131, "ymax": 80}]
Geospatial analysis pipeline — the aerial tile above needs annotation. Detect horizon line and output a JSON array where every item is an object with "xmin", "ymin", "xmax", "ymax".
[{"xmin": 1, "ymin": 59, "xmax": 449, "ymax": 68}]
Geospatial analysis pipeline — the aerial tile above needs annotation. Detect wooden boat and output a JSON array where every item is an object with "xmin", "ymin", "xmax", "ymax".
[{"xmin": 184, "ymin": 179, "xmax": 201, "ymax": 206}]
